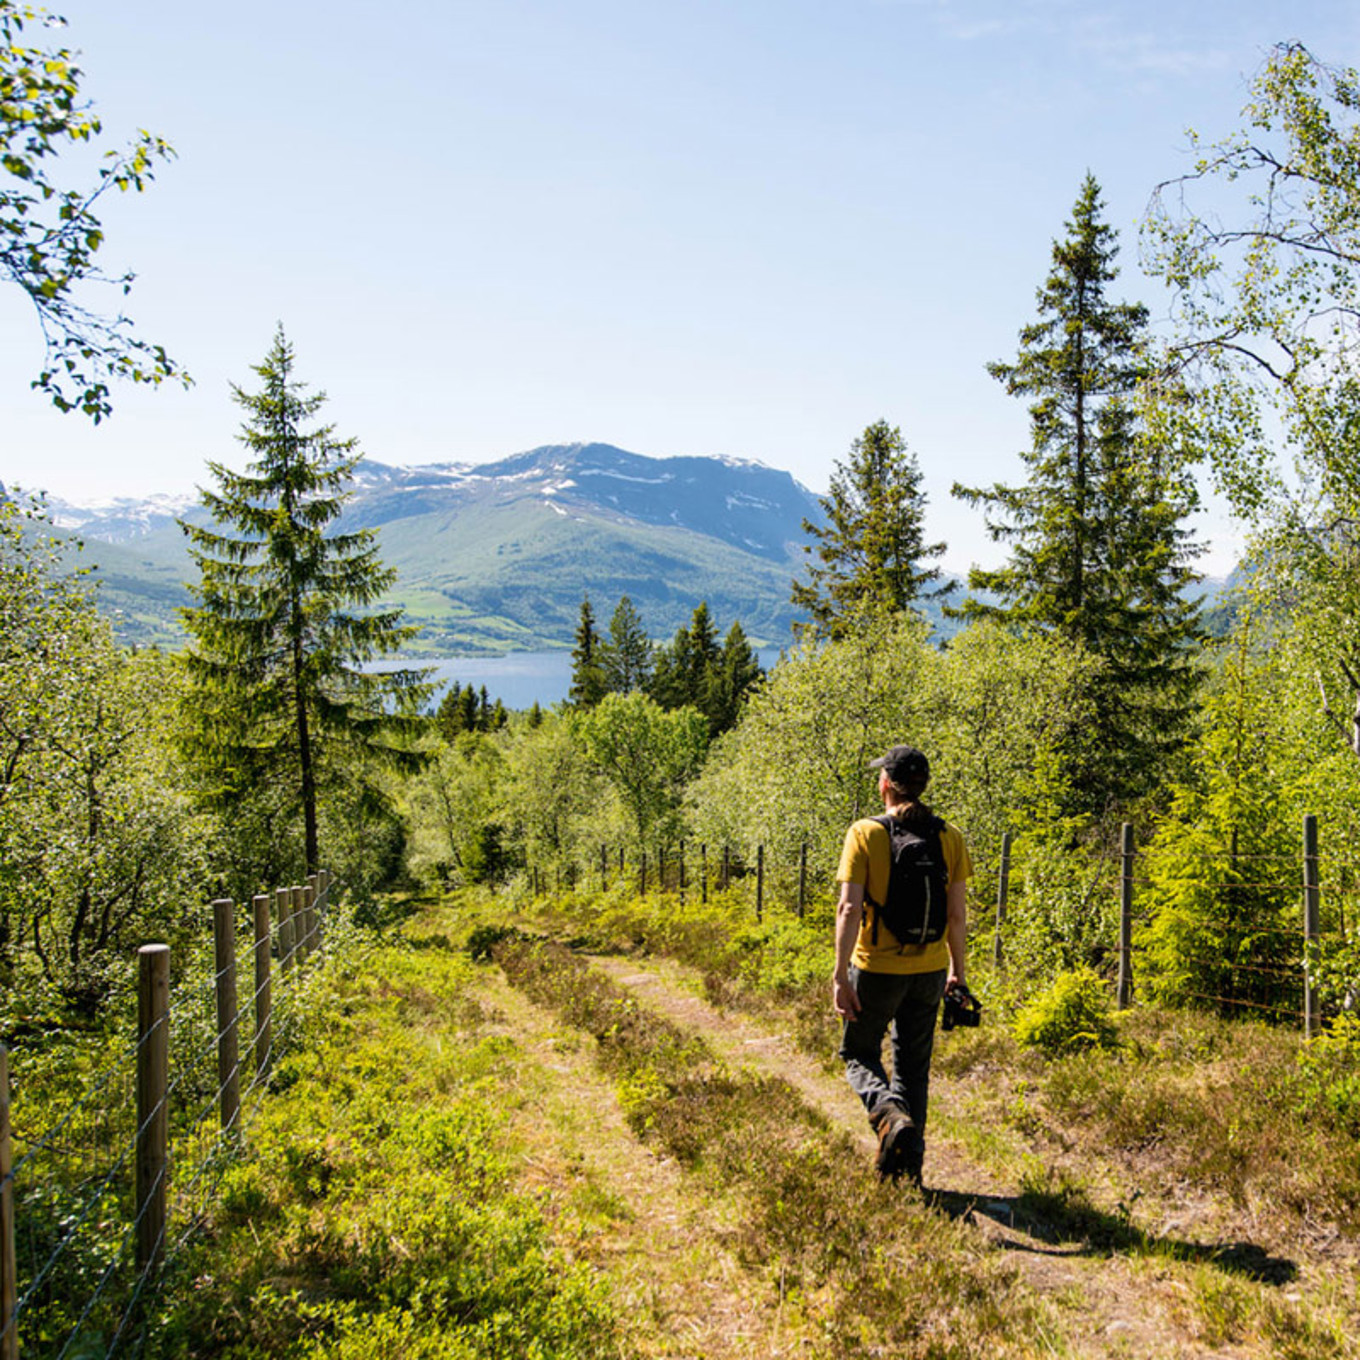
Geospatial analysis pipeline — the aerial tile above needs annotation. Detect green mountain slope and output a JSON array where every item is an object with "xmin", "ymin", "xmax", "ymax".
[{"xmin": 376, "ymin": 497, "xmax": 806, "ymax": 652}]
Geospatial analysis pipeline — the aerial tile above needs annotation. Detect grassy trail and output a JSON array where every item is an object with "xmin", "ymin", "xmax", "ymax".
[
  {"xmin": 584, "ymin": 951, "xmax": 1281, "ymax": 1357},
  {"xmin": 494, "ymin": 886, "xmax": 1360, "ymax": 1359},
  {"xmin": 137, "ymin": 893, "xmax": 1360, "ymax": 1358},
  {"xmin": 476, "ymin": 964, "xmax": 806, "ymax": 1357}
]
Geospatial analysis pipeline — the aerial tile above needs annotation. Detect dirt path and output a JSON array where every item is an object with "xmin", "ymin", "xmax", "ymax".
[
  {"xmin": 588, "ymin": 951, "xmax": 1325, "ymax": 1359},
  {"xmin": 472, "ymin": 964, "xmax": 817, "ymax": 1359}
]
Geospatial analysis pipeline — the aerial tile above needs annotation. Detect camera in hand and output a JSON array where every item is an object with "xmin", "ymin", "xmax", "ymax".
[{"xmin": 941, "ymin": 981, "xmax": 983, "ymax": 1031}]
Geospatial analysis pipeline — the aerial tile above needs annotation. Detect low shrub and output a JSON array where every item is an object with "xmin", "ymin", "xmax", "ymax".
[
  {"xmin": 1013, "ymin": 968, "xmax": 1119, "ymax": 1055},
  {"xmin": 1297, "ymin": 1010, "xmax": 1360, "ymax": 1136}
]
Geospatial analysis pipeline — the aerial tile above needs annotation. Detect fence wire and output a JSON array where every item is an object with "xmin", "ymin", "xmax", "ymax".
[
  {"xmin": 530, "ymin": 832, "xmax": 1358, "ymax": 1027},
  {"xmin": 4, "ymin": 878, "xmax": 334, "ymax": 1360}
]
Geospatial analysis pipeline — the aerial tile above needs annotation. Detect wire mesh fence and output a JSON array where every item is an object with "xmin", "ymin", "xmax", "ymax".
[
  {"xmin": 531, "ymin": 838, "xmax": 821, "ymax": 922},
  {"xmin": 1108, "ymin": 817, "xmax": 1349, "ymax": 1031},
  {"xmin": 530, "ymin": 816, "xmax": 1358, "ymax": 1033},
  {"xmin": 1, "ymin": 870, "xmax": 334, "ymax": 1360}
]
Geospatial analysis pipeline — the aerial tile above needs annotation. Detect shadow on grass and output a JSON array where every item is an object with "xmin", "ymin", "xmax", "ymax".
[{"xmin": 923, "ymin": 1184, "xmax": 1298, "ymax": 1285}]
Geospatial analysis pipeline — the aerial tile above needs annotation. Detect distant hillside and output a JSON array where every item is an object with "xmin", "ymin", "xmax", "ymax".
[
  {"xmin": 41, "ymin": 442, "xmax": 863, "ymax": 653},
  {"xmin": 40, "ymin": 442, "xmax": 1231, "ymax": 655}
]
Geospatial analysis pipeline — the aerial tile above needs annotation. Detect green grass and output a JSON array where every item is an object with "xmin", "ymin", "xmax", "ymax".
[
  {"xmin": 139, "ymin": 916, "xmax": 628, "ymax": 1359},
  {"xmin": 487, "ymin": 881, "xmax": 1360, "ymax": 1357},
  {"xmin": 492, "ymin": 935, "xmax": 1048, "ymax": 1359}
]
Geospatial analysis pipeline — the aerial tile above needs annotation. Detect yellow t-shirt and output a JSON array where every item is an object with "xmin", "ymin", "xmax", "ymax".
[{"xmin": 838, "ymin": 815, "xmax": 973, "ymax": 975}]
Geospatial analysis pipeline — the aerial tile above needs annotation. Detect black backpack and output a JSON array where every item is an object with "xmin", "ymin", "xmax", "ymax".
[{"xmin": 866, "ymin": 813, "xmax": 949, "ymax": 949}]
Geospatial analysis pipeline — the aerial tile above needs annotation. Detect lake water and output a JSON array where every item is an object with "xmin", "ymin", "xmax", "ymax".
[{"xmin": 372, "ymin": 648, "xmax": 785, "ymax": 709}]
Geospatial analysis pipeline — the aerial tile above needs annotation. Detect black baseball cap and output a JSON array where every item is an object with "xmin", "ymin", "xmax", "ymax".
[{"xmin": 868, "ymin": 745, "xmax": 930, "ymax": 786}]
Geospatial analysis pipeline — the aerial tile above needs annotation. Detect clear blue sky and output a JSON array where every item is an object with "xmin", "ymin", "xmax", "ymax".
[{"xmin": 4, "ymin": 0, "xmax": 1356, "ymax": 575}]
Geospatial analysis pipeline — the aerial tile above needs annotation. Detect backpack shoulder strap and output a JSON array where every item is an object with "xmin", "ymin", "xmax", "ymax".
[
  {"xmin": 865, "ymin": 814, "xmax": 893, "ymax": 944},
  {"xmin": 864, "ymin": 814, "xmax": 893, "ymax": 910}
]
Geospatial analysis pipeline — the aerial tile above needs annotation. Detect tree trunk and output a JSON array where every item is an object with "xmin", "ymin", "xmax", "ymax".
[{"xmin": 293, "ymin": 630, "xmax": 319, "ymax": 875}]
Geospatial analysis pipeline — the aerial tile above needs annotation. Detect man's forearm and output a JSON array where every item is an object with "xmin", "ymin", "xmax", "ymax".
[
  {"xmin": 833, "ymin": 883, "xmax": 863, "ymax": 977},
  {"xmin": 834, "ymin": 910, "xmax": 858, "ymax": 977}
]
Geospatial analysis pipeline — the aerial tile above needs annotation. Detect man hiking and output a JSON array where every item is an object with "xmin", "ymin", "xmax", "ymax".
[{"xmin": 831, "ymin": 744, "xmax": 971, "ymax": 1185}]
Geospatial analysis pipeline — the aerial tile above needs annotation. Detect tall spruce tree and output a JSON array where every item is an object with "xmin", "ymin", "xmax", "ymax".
[
  {"xmin": 953, "ymin": 174, "xmax": 1202, "ymax": 807},
  {"xmin": 602, "ymin": 594, "xmax": 654, "ymax": 694},
  {"xmin": 707, "ymin": 621, "xmax": 764, "ymax": 736},
  {"xmin": 791, "ymin": 420, "xmax": 945, "ymax": 637},
  {"xmin": 180, "ymin": 327, "xmax": 428, "ymax": 873},
  {"xmin": 568, "ymin": 597, "xmax": 608, "ymax": 708}
]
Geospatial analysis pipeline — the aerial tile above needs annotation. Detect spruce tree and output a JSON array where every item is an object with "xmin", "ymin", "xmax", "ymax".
[
  {"xmin": 952, "ymin": 174, "xmax": 1202, "ymax": 806},
  {"xmin": 602, "ymin": 595, "xmax": 654, "ymax": 694},
  {"xmin": 791, "ymin": 420, "xmax": 945, "ymax": 637},
  {"xmin": 458, "ymin": 685, "xmax": 479, "ymax": 733},
  {"xmin": 707, "ymin": 621, "xmax": 764, "ymax": 736},
  {"xmin": 181, "ymin": 326, "xmax": 428, "ymax": 873},
  {"xmin": 436, "ymin": 682, "xmax": 466, "ymax": 740},
  {"xmin": 568, "ymin": 597, "xmax": 608, "ymax": 708},
  {"xmin": 686, "ymin": 602, "xmax": 721, "ymax": 702},
  {"xmin": 650, "ymin": 602, "xmax": 720, "ymax": 710},
  {"xmin": 648, "ymin": 618, "xmax": 694, "ymax": 710}
]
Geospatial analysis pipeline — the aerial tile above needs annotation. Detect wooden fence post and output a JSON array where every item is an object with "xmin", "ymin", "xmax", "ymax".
[
  {"xmin": 798, "ymin": 841, "xmax": 808, "ymax": 920},
  {"xmin": 1117, "ymin": 824, "xmax": 1134, "ymax": 1010},
  {"xmin": 253, "ymin": 894, "xmax": 272, "ymax": 1081},
  {"xmin": 291, "ymin": 885, "xmax": 309, "ymax": 960},
  {"xmin": 276, "ymin": 887, "xmax": 295, "ymax": 974},
  {"xmin": 992, "ymin": 831, "xmax": 1012, "ymax": 969},
  {"xmin": 212, "ymin": 899, "xmax": 241, "ymax": 1133},
  {"xmin": 756, "ymin": 844, "xmax": 764, "ymax": 922},
  {"xmin": 136, "ymin": 944, "xmax": 170, "ymax": 1274},
  {"xmin": 306, "ymin": 874, "xmax": 319, "ymax": 943},
  {"xmin": 1304, "ymin": 813, "xmax": 1321, "ymax": 1039},
  {"xmin": 1, "ymin": 1044, "xmax": 15, "ymax": 1360},
  {"xmin": 701, "ymin": 844, "xmax": 708, "ymax": 904},
  {"xmin": 600, "ymin": 844, "xmax": 608, "ymax": 893}
]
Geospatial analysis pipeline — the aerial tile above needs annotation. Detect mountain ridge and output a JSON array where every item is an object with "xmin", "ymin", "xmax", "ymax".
[{"xmin": 40, "ymin": 442, "xmax": 847, "ymax": 653}]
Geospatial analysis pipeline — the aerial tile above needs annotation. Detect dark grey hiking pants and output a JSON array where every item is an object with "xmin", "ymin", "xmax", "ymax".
[{"xmin": 839, "ymin": 965, "xmax": 948, "ymax": 1132}]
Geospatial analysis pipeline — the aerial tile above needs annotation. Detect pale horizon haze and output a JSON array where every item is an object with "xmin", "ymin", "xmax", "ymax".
[{"xmin": 4, "ymin": 0, "xmax": 1356, "ymax": 578}]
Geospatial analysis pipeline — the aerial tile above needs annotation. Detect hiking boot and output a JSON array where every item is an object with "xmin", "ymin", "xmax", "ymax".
[{"xmin": 869, "ymin": 1103, "xmax": 916, "ymax": 1182}]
